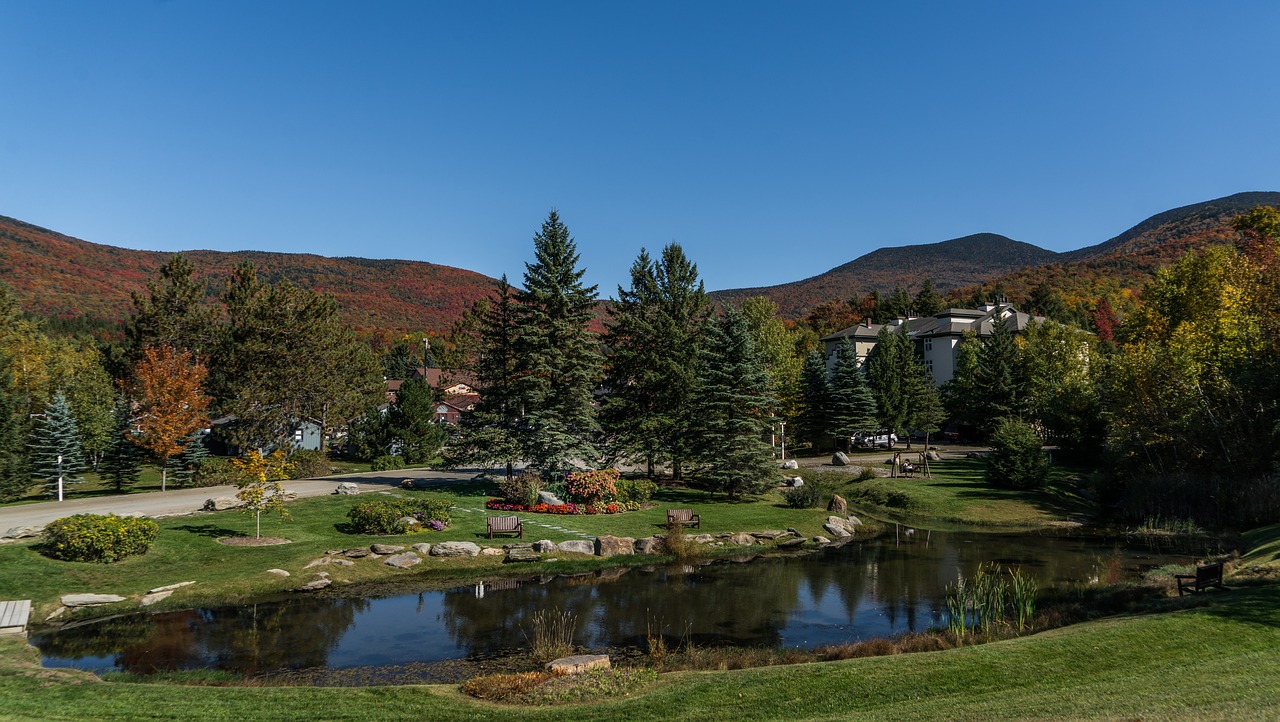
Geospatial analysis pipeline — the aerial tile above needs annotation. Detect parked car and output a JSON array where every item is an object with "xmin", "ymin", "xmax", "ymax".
[{"xmin": 851, "ymin": 430, "xmax": 898, "ymax": 448}]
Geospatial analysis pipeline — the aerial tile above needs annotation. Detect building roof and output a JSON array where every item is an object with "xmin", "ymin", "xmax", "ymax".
[{"xmin": 825, "ymin": 304, "xmax": 1045, "ymax": 343}]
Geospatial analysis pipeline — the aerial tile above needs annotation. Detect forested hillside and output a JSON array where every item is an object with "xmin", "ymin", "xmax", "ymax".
[{"xmin": 0, "ymin": 215, "xmax": 498, "ymax": 335}]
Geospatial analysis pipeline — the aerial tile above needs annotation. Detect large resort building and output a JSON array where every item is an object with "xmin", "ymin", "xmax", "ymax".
[{"xmin": 820, "ymin": 303, "xmax": 1044, "ymax": 385}]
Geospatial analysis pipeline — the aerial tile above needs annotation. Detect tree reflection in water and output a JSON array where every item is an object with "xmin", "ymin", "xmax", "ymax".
[{"xmin": 33, "ymin": 532, "xmax": 1188, "ymax": 676}]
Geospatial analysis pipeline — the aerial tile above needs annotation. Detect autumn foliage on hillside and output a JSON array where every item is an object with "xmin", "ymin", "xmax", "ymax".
[{"xmin": 0, "ymin": 215, "xmax": 497, "ymax": 335}]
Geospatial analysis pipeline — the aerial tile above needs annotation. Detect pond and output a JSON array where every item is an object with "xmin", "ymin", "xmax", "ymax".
[{"xmin": 33, "ymin": 530, "xmax": 1191, "ymax": 679}]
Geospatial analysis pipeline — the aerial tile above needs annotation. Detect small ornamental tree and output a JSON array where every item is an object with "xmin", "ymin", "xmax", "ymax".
[
  {"xmin": 985, "ymin": 418, "xmax": 1049, "ymax": 490},
  {"xmin": 130, "ymin": 345, "xmax": 211, "ymax": 491},
  {"xmin": 231, "ymin": 449, "xmax": 293, "ymax": 538},
  {"xmin": 565, "ymin": 468, "xmax": 620, "ymax": 505}
]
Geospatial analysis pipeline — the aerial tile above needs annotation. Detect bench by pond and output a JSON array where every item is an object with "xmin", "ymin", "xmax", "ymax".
[
  {"xmin": 1175, "ymin": 562, "xmax": 1227, "ymax": 596},
  {"xmin": 667, "ymin": 509, "xmax": 701, "ymax": 528}
]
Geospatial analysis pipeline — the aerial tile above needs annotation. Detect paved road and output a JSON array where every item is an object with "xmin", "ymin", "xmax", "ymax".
[{"xmin": 0, "ymin": 468, "xmax": 481, "ymax": 536}]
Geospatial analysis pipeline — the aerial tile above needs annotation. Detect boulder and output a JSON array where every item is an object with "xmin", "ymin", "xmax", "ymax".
[
  {"xmin": 45, "ymin": 606, "xmax": 68, "ymax": 621},
  {"xmin": 823, "ymin": 523, "xmax": 852, "ymax": 538},
  {"xmin": 533, "ymin": 539, "xmax": 557, "ymax": 553},
  {"xmin": 537, "ymin": 490, "xmax": 567, "ymax": 506},
  {"xmin": 299, "ymin": 578, "xmax": 332, "ymax": 591},
  {"xmin": 595, "ymin": 535, "xmax": 635, "ymax": 557},
  {"xmin": 691, "ymin": 534, "xmax": 715, "ymax": 544},
  {"xmin": 633, "ymin": 537, "xmax": 663, "ymax": 555},
  {"xmin": 831, "ymin": 452, "xmax": 850, "ymax": 466},
  {"xmin": 2, "ymin": 525, "xmax": 42, "ymax": 539},
  {"xmin": 546, "ymin": 654, "xmax": 611, "ymax": 675},
  {"xmin": 828, "ymin": 494, "xmax": 847, "ymax": 514},
  {"xmin": 61, "ymin": 594, "xmax": 126, "ymax": 607},
  {"xmin": 781, "ymin": 459, "xmax": 799, "ymax": 470},
  {"xmin": 412, "ymin": 543, "xmax": 432, "ymax": 554},
  {"xmin": 371, "ymin": 544, "xmax": 405, "ymax": 555},
  {"xmin": 303, "ymin": 558, "xmax": 331, "ymax": 569},
  {"xmin": 813, "ymin": 535, "xmax": 832, "ymax": 544},
  {"xmin": 330, "ymin": 558, "xmax": 354, "ymax": 567},
  {"xmin": 750, "ymin": 530, "xmax": 787, "ymax": 540},
  {"xmin": 383, "ymin": 552, "xmax": 421, "ymax": 568},
  {"xmin": 140, "ymin": 590, "xmax": 173, "ymax": 606},
  {"xmin": 429, "ymin": 541, "xmax": 482, "ymax": 557},
  {"xmin": 557, "ymin": 540, "xmax": 595, "ymax": 555},
  {"xmin": 202, "ymin": 497, "xmax": 242, "ymax": 511},
  {"xmin": 926, "ymin": 450, "xmax": 942, "ymax": 462},
  {"xmin": 825, "ymin": 515, "xmax": 862, "ymax": 534},
  {"xmin": 480, "ymin": 547, "xmax": 505, "ymax": 556},
  {"xmin": 777, "ymin": 537, "xmax": 807, "ymax": 549},
  {"xmin": 333, "ymin": 482, "xmax": 360, "ymax": 495},
  {"xmin": 396, "ymin": 517, "xmax": 422, "ymax": 529},
  {"xmin": 340, "ymin": 547, "xmax": 372, "ymax": 558},
  {"xmin": 505, "ymin": 547, "xmax": 540, "ymax": 563},
  {"xmin": 729, "ymin": 533, "xmax": 756, "ymax": 546},
  {"xmin": 265, "ymin": 569, "xmax": 290, "ymax": 577}
]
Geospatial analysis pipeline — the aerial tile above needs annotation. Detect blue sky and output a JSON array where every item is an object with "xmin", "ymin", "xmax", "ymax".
[{"xmin": 2, "ymin": 1, "xmax": 1278, "ymax": 294}]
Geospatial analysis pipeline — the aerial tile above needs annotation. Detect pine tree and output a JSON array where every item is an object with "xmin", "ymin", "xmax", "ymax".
[
  {"xmin": 388, "ymin": 378, "xmax": 446, "ymax": 464},
  {"xmin": 512, "ymin": 211, "xmax": 603, "ymax": 474},
  {"xmin": 906, "ymin": 363, "xmax": 947, "ymax": 447},
  {"xmin": 452, "ymin": 277, "xmax": 525, "ymax": 477},
  {"xmin": 171, "ymin": 429, "xmax": 210, "ymax": 488},
  {"xmin": 942, "ymin": 331, "xmax": 983, "ymax": 429},
  {"xmin": 127, "ymin": 253, "xmax": 218, "ymax": 363},
  {"xmin": 688, "ymin": 307, "xmax": 778, "ymax": 500},
  {"xmin": 28, "ymin": 391, "xmax": 87, "ymax": 498},
  {"xmin": 913, "ymin": 279, "xmax": 946, "ymax": 317},
  {"xmin": 602, "ymin": 244, "xmax": 710, "ymax": 478},
  {"xmin": 0, "ymin": 355, "xmax": 31, "ymax": 501},
  {"xmin": 381, "ymin": 339, "xmax": 420, "ymax": 380},
  {"xmin": 799, "ymin": 350, "xmax": 833, "ymax": 449},
  {"xmin": 867, "ymin": 326, "xmax": 913, "ymax": 436},
  {"xmin": 973, "ymin": 312, "xmax": 1026, "ymax": 427},
  {"xmin": 828, "ymin": 339, "xmax": 878, "ymax": 448},
  {"xmin": 98, "ymin": 400, "xmax": 144, "ymax": 493}
]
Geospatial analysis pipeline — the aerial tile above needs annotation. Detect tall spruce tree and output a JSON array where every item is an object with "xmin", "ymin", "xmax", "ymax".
[
  {"xmin": 453, "ymin": 278, "xmax": 524, "ymax": 477},
  {"xmin": 973, "ymin": 311, "xmax": 1026, "ymax": 427},
  {"xmin": 828, "ymin": 339, "xmax": 878, "ymax": 448},
  {"xmin": 512, "ymin": 211, "xmax": 603, "ymax": 474},
  {"xmin": 98, "ymin": 399, "xmax": 144, "ymax": 493},
  {"xmin": 913, "ymin": 279, "xmax": 946, "ymax": 317},
  {"xmin": 381, "ymin": 339, "xmax": 420, "ymax": 380},
  {"xmin": 942, "ymin": 330, "xmax": 983, "ymax": 429},
  {"xmin": 127, "ymin": 253, "xmax": 218, "ymax": 364},
  {"xmin": 867, "ymin": 324, "xmax": 915, "ymax": 437},
  {"xmin": 0, "ymin": 355, "xmax": 30, "ymax": 501},
  {"xmin": 388, "ymin": 377, "xmax": 446, "ymax": 464},
  {"xmin": 602, "ymin": 244, "xmax": 709, "ymax": 478},
  {"xmin": 799, "ymin": 350, "xmax": 833, "ymax": 449},
  {"xmin": 29, "ymin": 391, "xmax": 87, "ymax": 498},
  {"xmin": 906, "ymin": 362, "xmax": 947, "ymax": 447},
  {"xmin": 688, "ymin": 307, "xmax": 778, "ymax": 500}
]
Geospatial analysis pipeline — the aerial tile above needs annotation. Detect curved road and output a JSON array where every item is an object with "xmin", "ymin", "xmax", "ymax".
[{"xmin": 0, "ymin": 468, "xmax": 481, "ymax": 537}]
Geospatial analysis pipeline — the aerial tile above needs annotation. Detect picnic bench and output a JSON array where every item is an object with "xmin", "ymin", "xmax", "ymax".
[
  {"xmin": 667, "ymin": 509, "xmax": 701, "ymax": 528},
  {"xmin": 487, "ymin": 516, "xmax": 523, "ymax": 539},
  {"xmin": 1175, "ymin": 562, "xmax": 1228, "ymax": 596}
]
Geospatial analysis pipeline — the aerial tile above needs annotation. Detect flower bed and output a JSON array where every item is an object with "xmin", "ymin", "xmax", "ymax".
[{"xmin": 484, "ymin": 498, "xmax": 639, "ymax": 515}]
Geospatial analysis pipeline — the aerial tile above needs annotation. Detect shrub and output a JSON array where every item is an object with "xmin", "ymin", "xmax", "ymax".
[
  {"xmin": 854, "ymin": 466, "xmax": 878, "ymax": 482},
  {"xmin": 782, "ymin": 481, "xmax": 825, "ymax": 509},
  {"xmin": 191, "ymin": 457, "xmax": 241, "ymax": 488},
  {"xmin": 499, "ymin": 471, "xmax": 543, "ymax": 506},
  {"xmin": 461, "ymin": 671, "xmax": 558, "ymax": 701},
  {"xmin": 986, "ymin": 418, "xmax": 1049, "ymax": 490},
  {"xmin": 43, "ymin": 514, "xmax": 160, "ymax": 563},
  {"xmin": 371, "ymin": 455, "xmax": 404, "ymax": 472},
  {"xmin": 346, "ymin": 497, "xmax": 452, "ymax": 534},
  {"xmin": 614, "ymin": 477, "xmax": 656, "ymax": 504},
  {"xmin": 525, "ymin": 607, "xmax": 577, "ymax": 664},
  {"xmin": 287, "ymin": 449, "xmax": 331, "ymax": 479},
  {"xmin": 565, "ymin": 468, "xmax": 619, "ymax": 505}
]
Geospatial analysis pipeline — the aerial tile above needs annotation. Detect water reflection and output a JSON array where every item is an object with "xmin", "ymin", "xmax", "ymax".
[{"xmin": 34, "ymin": 531, "xmax": 1185, "ymax": 676}]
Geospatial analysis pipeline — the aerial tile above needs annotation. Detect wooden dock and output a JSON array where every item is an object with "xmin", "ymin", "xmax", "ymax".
[{"xmin": 0, "ymin": 600, "xmax": 32, "ymax": 637}]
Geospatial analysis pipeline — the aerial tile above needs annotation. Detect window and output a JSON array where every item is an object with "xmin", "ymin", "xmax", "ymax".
[{"xmin": 923, "ymin": 337, "xmax": 933, "ymax": 352}]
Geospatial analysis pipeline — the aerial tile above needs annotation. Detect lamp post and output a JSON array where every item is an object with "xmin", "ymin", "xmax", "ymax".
[
  {"xmin": 780, "ymin": 421, "xmax": 786, "ymax": 461},
  {"xmin": 57, "ymin": 454, "xmax": 64, "ymax": 502}
]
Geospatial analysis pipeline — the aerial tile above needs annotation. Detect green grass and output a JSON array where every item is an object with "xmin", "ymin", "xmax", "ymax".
[
  {"xmin": 1240, "ymin": 523, "xmax": 1280, "ymax": 567},
  {"xmin": 1, "ymin": 582, "xmax": 1276, "ymax": 720},
  {"xmin": 800, "ymin": 458, "xmax": 1091, "ymax": 529},
  {"xmin": 0, "ymin": 479, "xmax": 844, "ymax": 621}
]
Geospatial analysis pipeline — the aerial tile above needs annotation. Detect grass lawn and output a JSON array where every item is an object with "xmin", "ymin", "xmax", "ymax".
[
  {"xmin": 1, "ymin": 578, "xmax": 1276, "ymax": 720},
  {"xmin": 0, "ymin": 479, "xmax": 847, "ymax": 621},
  {"xmin": 799, "ymin": 457, "xmax": 1091, "ymax": 529}
]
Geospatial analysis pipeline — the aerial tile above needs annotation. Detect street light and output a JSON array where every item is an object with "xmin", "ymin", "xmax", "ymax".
[{"xmin": 57, "ymin": 454, "xmax": 64, "ymax": 502}]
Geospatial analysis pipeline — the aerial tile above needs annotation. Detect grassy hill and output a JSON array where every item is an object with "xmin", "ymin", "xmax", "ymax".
[{"xmin": 0, "ymin": 215, "xmax": 498, "ymax": 335}]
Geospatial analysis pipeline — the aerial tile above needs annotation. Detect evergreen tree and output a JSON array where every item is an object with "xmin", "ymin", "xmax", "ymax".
[
  {"xmin": 512, "ymin": 211, "xmax": 603, "ymax": 473},
  {"xmin": 973, "ymin": 312, "xmax": 1026, "ymax": 427},
  {"xmin": 942, "ymin": 330, "xmax": 983, "ymax": 429},
  {"xmin": 381, "ymin": 339, "xmax": 420, "ymax": 380},
  {"xmin": 388, "ymin": 378, "xmax": 446, "ymax": 464},
  {"xmin": 906, "ymin": 362, "xmax": 947, "ymax": 446},
  {"xmin": 422, "ymin": 336, "xmax": 438, "ymax": 370},
  {"xmin": 913, "ymin": 279, "xmax": 946, "ymax": 317},
  {"xmin": 0, "ymin": 355, "xmax": 30, "ymax": 501},
  {"xmin": 28, "ymin": 391, "xmax": 87, "ymax": 498},
  {"xmin": 601, "ymin": 244, "xmax": 710, "ymax": 478},
  {"xmin": 688, "ymin": 307, "xmax": 778, "ymax": 500},
  {"xmin": 798, "ymin": 350, "xmax": 833, "ymax": 449},
  {"xmin": 452, "ymin": 277, "xmax": 525, "ymax": 477},
  {"xmin": 827, "ymin": 339, "xmax": 878, "ymax": 448},
  {"xmin": 127, "ymin": 254, "xmax": 218, "ymax": 363},
  {"xmin": 171, "ymin": 429, "xmax": 210, "ymax": 488},
  {"xmin": 345, "ymin": 405, "xmax": 396, "ymax": 461},
  {"xmin": 98, "ymin": 399, "xmax": 144, "ymax": 493},
  {"xmin": 867, "ymin": 325, "xmax": 913, "ymax": 436},
  {"xmin": 1026, "ymin": 282, "xmax": 1069, "ymax": 322}
]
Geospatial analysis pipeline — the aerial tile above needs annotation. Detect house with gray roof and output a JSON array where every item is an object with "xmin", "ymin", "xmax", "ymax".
[{"xmin": 820, "ymin": 303, "xmax": 1044, "ymax": 385}]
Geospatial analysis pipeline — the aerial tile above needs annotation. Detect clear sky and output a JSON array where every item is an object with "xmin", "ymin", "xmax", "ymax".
[{"xmin": 2, "ymin": 1, "xmax": 1278, "ymax": 295}]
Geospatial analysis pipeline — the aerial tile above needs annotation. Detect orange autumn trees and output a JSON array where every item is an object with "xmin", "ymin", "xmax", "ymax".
[{"xmin": 130, "ymin": 346, "xmax": 211, "ymax": 491}]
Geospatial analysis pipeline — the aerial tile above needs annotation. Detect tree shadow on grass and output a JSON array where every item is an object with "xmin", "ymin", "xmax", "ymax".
[
  {"xmin": 1197, "ymin": 584, "xmax": 1280, "ymax": 629},
  {"xmin": 172, "ymin": 523, "xmax": 242, "ymax": 539}
]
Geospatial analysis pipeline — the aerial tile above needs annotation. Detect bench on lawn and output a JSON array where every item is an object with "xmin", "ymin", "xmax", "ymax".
[
  {"xmin": 487, "ymin": 516, "xmax": 523, "ymax": 539},
  {"xmin": 1175, "ymin": 562, "xmax": 1228, "ymax": 596},
  {"xmin": 667, "ymin": 509, "xmax": 701, "ymax": 529}
]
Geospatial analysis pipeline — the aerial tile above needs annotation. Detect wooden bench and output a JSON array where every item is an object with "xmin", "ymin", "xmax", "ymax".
[
  {"xmin": 1176, "ymin": 562, "xmax": 1228, "ymax": 596},
  {"xmin": 487, "ymin": 516, "xmax": 523, "ymax": 539},
  {"xmin": 667, "ymin": 509, "xmax": 701, "ymax": 529},
  {"xmin": 0, "ymin": 600, "xmax": 31, "ymax": 637}
]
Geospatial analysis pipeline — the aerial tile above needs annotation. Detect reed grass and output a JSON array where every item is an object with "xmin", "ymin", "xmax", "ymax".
[{"xmin": 524, "ymin": 607, "xmax": 577, "ymax": 664}]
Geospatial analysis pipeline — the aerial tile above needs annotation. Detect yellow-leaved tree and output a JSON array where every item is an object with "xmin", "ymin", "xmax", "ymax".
[
  {"xmin": 130, "ymin": 345, "xmax": 211, "ymax": 491},
  {"xmin": 231, "ymin": 449, "xmax": 293, "ymax": 538}
]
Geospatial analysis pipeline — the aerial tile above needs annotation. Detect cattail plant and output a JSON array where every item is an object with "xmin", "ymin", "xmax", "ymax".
[{"xmin": 524, "ymin": 607, "xmax": 578, "ymax": 664}]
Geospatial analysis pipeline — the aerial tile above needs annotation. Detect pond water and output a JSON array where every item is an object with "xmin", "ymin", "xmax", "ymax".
[{"xmin": 33, "ymin": 531, "xmax": 1190, "ymax": 678}]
